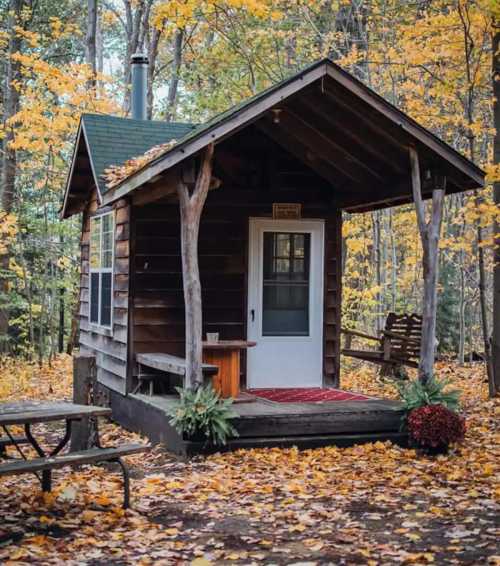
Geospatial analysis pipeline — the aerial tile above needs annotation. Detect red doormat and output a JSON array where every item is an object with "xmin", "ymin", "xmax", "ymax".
[{"xmin": 247, "ymin": 388, "xmax": 372, "ymax": 403}]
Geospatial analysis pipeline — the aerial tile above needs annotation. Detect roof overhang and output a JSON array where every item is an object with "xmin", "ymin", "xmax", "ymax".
[
  {"xmin": 63, "ymin": 58, "xmax": 484, "ymax": 215},
  {"xmin": 100, "ymin": 59, "xmax": 484, "ymax": 209}
]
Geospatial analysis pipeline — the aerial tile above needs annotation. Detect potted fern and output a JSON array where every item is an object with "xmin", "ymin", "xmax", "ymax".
[
  {"xmin": 168, "ymin": 384, "xmax": 239, "ymax": 446},
  {"xmin": 396, "ymin": 376, "xmax": 465, "ymax": 455}
]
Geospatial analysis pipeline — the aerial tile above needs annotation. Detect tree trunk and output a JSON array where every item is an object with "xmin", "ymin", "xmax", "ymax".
[
  {"xmin": 146, "ymin": 26, "xmax": 161, "ymax": 119},
  {"xmin": 372, "ymin": 210, "xmax": 384, "ymax": 333},
  {"xmin": 122, "ymin": 0, "xmax": 150, "ymax": 114},
  {"xmin": 96, "ymin": 9, "xmax": 104, "ymax": 75},
  {"xmin": 492, "ymin": 23, "xmax": 500, "ymax": 395},
  {"xmin": 388, "ymin": 209, "xmax": 397, "ymax": 312},
  {"xmin": 458, "ymin": 243, "xmax": 466, "ymax": 365},
  {"xmin": 85, "ymin": 0, "xmax": 98, "ymax": 86},
  {"xmin": 409, "ymin": 146, "xmax": 445, "ymax": 383},
  {"xmin": 0, "ymin": 0, "xmax": 24, "ymax": 353},
  {"xmin": 165, "ymin": 29, "xmax": 183, "ymax": 122},
  {"xmin": 58, "ymin": 285, "xmax": 65, "ymax": 354},
  {"xmin": 177, "ymin": 145, "xmax": 214, "ymax": 389}
]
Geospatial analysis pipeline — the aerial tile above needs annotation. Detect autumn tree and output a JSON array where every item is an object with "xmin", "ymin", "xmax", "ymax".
[{"xmin": 0, "ymin": 0, "xmax": 30, "ymax": 352}]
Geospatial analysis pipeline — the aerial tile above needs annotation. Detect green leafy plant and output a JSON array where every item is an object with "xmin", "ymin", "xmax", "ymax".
[
  {"xmin": 168, "ymin": 384, "xmax": 239, "ymax": 446},
  {"xmin": 396, "ymin": 375, "xmax": 461, "ymax": 414}
]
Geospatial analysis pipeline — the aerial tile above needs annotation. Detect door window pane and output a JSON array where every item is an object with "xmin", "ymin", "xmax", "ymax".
[{"xmin": 262, "ymin": 232, "xmax": 310, "ymax": 336}]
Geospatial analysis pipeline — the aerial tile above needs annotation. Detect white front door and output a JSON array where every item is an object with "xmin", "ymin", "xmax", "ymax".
[{"xmin": 247, "ymin": 218, "xmax": 324, "ymax": 389}]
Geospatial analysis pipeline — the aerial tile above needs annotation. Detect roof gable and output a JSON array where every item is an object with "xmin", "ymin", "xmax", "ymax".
[
  {"xmin": 61, "ymin": 114, "xmax": 195, "ymax": 217},
  {"xmin": 62, "ymin": 58, "xmax": 485, "ymax": 218}
]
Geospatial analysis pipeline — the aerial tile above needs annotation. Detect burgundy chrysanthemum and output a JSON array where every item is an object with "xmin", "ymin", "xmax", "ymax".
[{"xmin": 408, "ymin": 404, "xmax": 465, "ymax": 448}]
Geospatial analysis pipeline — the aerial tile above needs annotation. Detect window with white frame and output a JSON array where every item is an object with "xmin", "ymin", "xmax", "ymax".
[{"xmin": 89, "ymin": 212, "xmax": 114, "ymax": 328}]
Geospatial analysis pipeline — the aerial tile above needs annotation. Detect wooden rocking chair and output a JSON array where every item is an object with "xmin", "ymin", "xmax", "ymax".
[{"xmin": 341, "ymin": 313, "xmax": 422, "ymax": 373}]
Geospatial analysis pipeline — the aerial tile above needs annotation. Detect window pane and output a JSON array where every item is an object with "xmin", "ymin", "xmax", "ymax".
[
  {"xmin": 100, "ymin": 272, "xmax": 112, "ymax": 327},
  {"xmin": 276, "ymin": 259, "xmax": 289, "ymax": 274},
  {"xmin": 294, "ymin": 234, "xmax": 305, "ymax": 257},
  {"xmin": 90, "ymin": 272, "xmax": 99, "ymax": 323},
  {"xmin": 293, "ymin": 259, "xmax": 304, "ymax": 275},
  {"xmin": 102, "ymin": 213, "xmax": 113, "ymax": 234},
  {"xmin": 90, "ymin": 217, "xmax": 101, "ymax": 269},
  {"xmin": 101, "ymin": 214, "xmax": 113, "ymax": 268},
  {"xmin": 262, "ymin": 232, "xmax": 310, "ymax": 336},
  {"xmin": 102, "ymin": 250, "xmax": 113, "ymax": 269},
  {"xmin": 276, "ymin": 233, "xmax": 290, "ymax": 257},
  {"xmin": 102, "ymin": 230, "xmax": 113, "ymax": 251},
  {"xmin": 263, "ymin": 284, "xmax": 309, "ymax": 336}
]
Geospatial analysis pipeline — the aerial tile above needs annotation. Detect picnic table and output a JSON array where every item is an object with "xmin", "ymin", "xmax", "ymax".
[{"xmin": 0, "ymin": 401, "xmax": 148, "ymax": 508}]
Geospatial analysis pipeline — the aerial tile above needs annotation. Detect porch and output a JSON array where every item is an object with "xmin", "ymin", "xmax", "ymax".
[{"xmin": 109, "ymin": 388, "xmax": 405, "ymax": 456}]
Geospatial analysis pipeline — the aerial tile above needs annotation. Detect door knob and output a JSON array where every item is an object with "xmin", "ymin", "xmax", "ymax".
[{"xmin": 250, "ymin": 309, "xmax": 255, "ymax": 322}]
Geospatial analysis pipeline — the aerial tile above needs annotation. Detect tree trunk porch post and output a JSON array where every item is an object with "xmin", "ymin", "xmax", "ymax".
[
  {"xmin": 409, "ymin": 145, "xmax": 445, "ymax": 383},
  {"xmin": 176, "ymin": 144, "xmax": 215, "ymax": 390}
]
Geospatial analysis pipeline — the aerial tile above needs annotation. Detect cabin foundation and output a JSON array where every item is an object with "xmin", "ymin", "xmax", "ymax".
[{"xmin": 107, "ymin": 387, "xmax": 407, "ymax": 457}]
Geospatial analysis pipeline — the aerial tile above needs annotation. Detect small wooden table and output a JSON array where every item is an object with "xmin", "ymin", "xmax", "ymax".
[{"xmin": 203, "ymin": 340, "xmax": 256, "ymax": 398}]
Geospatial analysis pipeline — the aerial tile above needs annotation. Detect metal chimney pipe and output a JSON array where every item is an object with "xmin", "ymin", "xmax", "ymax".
[{"xmin": 131, "ymin": 52, "xmax": 148, "ymax": 120}]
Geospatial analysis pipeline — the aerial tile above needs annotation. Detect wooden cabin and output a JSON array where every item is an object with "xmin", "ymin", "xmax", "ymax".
[{"xmin": 62, "ymin": 58, "xmax": 484, "ymax": 454}]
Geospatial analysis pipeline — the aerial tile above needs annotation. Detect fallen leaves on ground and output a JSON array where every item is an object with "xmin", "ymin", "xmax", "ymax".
[{"xmin": 0, "ymin": 356, "xmax": 498, "ymax": 564}]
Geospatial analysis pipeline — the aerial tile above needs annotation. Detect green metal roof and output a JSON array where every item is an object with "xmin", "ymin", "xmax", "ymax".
[{"xmin": 81, "ymin": 113, "xmax": 195, "ymax": 194}]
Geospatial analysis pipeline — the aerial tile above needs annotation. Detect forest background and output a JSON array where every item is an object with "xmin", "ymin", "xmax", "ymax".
[{"xmin": 0, "ymin": 0, "xmax": 498, "ymax": 373}]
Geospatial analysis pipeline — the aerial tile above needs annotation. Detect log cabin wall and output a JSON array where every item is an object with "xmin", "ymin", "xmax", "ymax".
[
  {"xmin": 79, "ymin": 189, "xmax": 131, "ymax": 394},
  {"xmin": 131, "ymin": 129, "xmax": 342, "ymax": 388}
]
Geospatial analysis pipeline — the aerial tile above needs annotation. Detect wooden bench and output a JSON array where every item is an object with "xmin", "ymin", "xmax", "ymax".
[
  {"xmin": 135, "ymin": 353, "xmax": 218, "ymax": 395},
  {"xmin": 0, "ymin": 444, "xmax": 147, "ymax": 508},
  {"xmin": 342, "ymin": 312, "xmax": 422, "ymax": 375}
]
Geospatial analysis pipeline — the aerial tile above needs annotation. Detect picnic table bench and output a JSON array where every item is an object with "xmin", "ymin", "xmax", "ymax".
[
  {"xmin": 0, "ymin": 401, "xmax": 149, "ymax": 508},
  {"xmin": 135, "ymin": 353, "xmax": 218, "ymax": 395},
  {"xmin": 0, "ymin": 434, "xmax": 29, "ymax": 455}
]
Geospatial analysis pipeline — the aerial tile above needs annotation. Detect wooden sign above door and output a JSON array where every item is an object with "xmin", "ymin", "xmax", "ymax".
[{"xmin": 272, "ymin": 203, "xmax": 302, "ymax": 220}]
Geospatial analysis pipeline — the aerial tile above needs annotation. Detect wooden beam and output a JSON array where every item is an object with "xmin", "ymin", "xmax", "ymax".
[
  {"xmin": 343, "ymin": 193, "xmax": 414, "ymax": 213},
  {"xmin": 273, "ymin": 111, "xmax": 373, "ymax": 186},
  {"xmin": 322, "ymin": 85, "xmax": 407, "ymax": 153},
  {"xmin": 295, "ymin": 91, "xmax": 406, "ymax": 175},
  {"xmin": 256, "ymin": 119, "xmax": 352, "ymax": 192},
  {"xmin": 285, "ymin": 103, "xmax": 386, "ymax": 182},
  {"xmin": 132, "ymin": 166, "xmax": 221, "ymax": 207},
  {"xmin": 324, "ymin": 68, "xmax": 484, "ymax": 186},
  {"xmin": 273, "ymin": 113, "xmax": 369, "ymax": 186}
]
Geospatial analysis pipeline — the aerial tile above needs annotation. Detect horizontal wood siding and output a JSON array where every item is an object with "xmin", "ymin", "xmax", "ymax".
[
  {"xmin": 324, "ymin": 210, "xmax": 342, "ymax": 386},
  {"xmin": 79, "ymin": 190, "xmax": 130, "ymax": 394},
  {"xmin": 131, "ymin": 136, "xmax": 342, "ymax": 387}
]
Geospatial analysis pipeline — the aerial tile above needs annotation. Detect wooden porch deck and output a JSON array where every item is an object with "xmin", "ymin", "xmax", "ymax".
[{"xmin": 108, "ymin": 390, "xmax": 407, "ymax": 456}]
